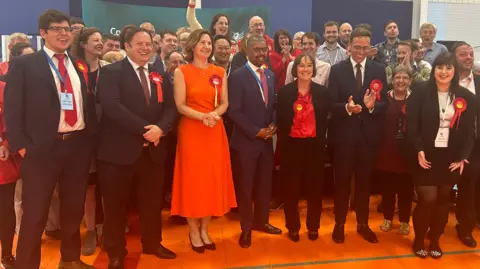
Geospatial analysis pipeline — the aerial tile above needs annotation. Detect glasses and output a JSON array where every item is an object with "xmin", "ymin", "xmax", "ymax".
[
  {"xmin": 352, "ymin": 45, "xmax": 371, "ymax": 51},
  {"xmin": 251, "ymin": 23, "xmax": 264, "ymax": 28},
  {"xmin": 253, "ymin": 47, "xmax": 268, "ymax": 53},
  {"xmin": 48, "ymin": 26, "xmax": 72, "ymax": 33}
]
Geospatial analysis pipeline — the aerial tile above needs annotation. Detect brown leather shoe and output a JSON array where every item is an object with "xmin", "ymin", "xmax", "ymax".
[{"xmin": 58, "ymin": 260, "xmax": 96, "ymax": 269}]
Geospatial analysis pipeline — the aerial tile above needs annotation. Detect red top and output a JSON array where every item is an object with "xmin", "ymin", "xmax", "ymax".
[
  {"xmin": 270, "ymin": 49, "xmax": 302, "ymax": 92},
  {"xmin": 289, "ymin": 90, "xmax": 316, "ymax": 138},
  {"xmin": 0, "ymin": 62, "xmax": 8, "ymax": 76}
]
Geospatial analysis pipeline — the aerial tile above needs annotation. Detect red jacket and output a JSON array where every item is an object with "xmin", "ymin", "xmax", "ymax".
[
  {"xmin": 0, "ymin": 62, "xmax": 8, "ymax": 76},
  {"xmin": 269, "ymin": 49, "xmax": 302, "ymax": 92}
]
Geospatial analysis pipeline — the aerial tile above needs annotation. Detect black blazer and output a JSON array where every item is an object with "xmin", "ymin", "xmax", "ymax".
[
  {"xmin": 96, "ymin": 58, "xmax": 176, "ymax": 165},
  {"xmin": 276, "ymin": 81, "xmax": 330, "ymax": 149},
  {"xmin": 4, "ymin": 51, "xmax": 95, "ymax": 154},
  {"xmin": 406, "ymin": 83, "xmax": 476, "ymax": 162},
  {"xmin": 328, "ymin": 58, "xmax": 388, "ymax": 148}
]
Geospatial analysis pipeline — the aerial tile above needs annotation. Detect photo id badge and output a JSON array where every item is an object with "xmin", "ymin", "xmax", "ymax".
[
  {"xmin": 435, "ymin": 127, "xmax": 449, "ymax": 148},
  {"xmin": 60, "ymin": 92, "xmax": 74, "ymax": 111}
]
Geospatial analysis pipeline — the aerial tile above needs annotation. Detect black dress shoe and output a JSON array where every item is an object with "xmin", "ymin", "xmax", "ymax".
[
  {"xmin": 308, "ymin": 230, "xmax": 319, "ymax": 241},
  {"xmin": 288, "ymin": 231, "xmax": 300, "ymax": 242},
  {"xmin": 357, "ymin": 224, "xmax": 378, "ymax": 243},
  {"xmin": 412, "ymin": 240, "xmax": 427, "ymax": 259},
  {"xmin": 0, "ymin": 256, "xmax": 15, "ymax": 269},
  {"xmin": 332, "ymin": 224, "xmax": 345, "ymax": 244},
  {"xmin": 429, "ymin": 240, "xmax": 443, "ymax": 259},
  {"xmin": 252, "ymin": 224, "xmax": 282, "ymax": 235},
  {"xmin": 108, "ymin": 257, "xmax": 124, "ymax": 269},
  {"xmin": 143, "ymin": 244, "xmax": 176, "ymax": 259},
  {"xmin": 456, "ymin": 225, "xmax": 477, "ymax": 248},
  {"xmin": 58, "ymin": 260, "xmax": 95, "ymax": 269},
  {"xmin": 239, "ymin": 231, "xmax": 251, "ymax": 248}
]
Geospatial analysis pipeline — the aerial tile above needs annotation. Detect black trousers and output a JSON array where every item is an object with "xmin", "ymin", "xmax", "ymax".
[
  {"xmin": 281, "ymin": 137, "xmax": 324, "ymax": 232},
  {"xmin": 456, "ymin": 150, "xmax": 480, "ymax": 233},
  {"xmin": 379, "ymin": 171, "xmax": 414, "ymax": 222},
  {"xmin": 0, "ymin": 181, "xmax": 16, "ymax": 258},
  {"xmin": 98, "ymin": 148, "xmax": 165, "ymax": 259},
  {"xmin": 162, "ymin": 134, "xmax": 177, "ymax": 207},
  {"xmin": 16, "ymin": 134, "xmax": 93, "ymax": 269},
  {"xmin": 232, "ymin": 146, "xmax": 274, "ymax": 232},
  {"xmin": 333, "ymin": 137, "xmax": 375, "ymax": 225}
]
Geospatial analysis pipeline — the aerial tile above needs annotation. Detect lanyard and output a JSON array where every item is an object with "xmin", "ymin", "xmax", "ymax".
[
  {"xmin": 440, "ymin": 94, "xmax": 450, "ymax": 125},
  {"xmin": 45, "ymin": 51, "xmax": 67, "ymax": 87},
  {"xmin": 245, "ymin": 63, "xmax": 266, "ymax": 101},
  {"xmin": 326, "ymin": 47, "xmax": 339, "ymax": 65}
]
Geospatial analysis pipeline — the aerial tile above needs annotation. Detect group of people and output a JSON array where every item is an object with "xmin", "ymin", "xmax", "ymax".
[{"xmin": 0, "ymin": 1, "xmax": 479, "ymax": 269}]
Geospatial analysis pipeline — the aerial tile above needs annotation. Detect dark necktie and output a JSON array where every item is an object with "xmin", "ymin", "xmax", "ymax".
[
  {"xmin": 355, "ymin": 63, "xmax": 363, "ymax": 90},
  {"xmin": 138, "ymin": 66, "xmax": 150, "ymax": 106},
  {"xmin": 54, "ymin": 54, "xmax": 78, "ymax": 126}
]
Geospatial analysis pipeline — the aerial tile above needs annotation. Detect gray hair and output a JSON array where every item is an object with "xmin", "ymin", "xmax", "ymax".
[
  {"xmin": 8, "ymin": 32, "xmax": 29, "ymax": 45},
  {"xmin": 420, "ymin": 22, "xmax": 437, "ymax": 33},
  {"xmin": 246, "ymin": 35, "xmax": 266, "ymax": 49}
]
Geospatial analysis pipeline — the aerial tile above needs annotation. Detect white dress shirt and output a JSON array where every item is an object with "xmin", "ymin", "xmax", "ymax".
[
  {"xmin": 350, "ymin": 57, "xmax": 367, "ymax": 86},
  {"xmin": 43, "ymin": 46, "xmax": 85, "ymax": 133},
  {"xmin": 285, "ymin": 58, "xmax": 331, "ymax": 86},
  {"xmin": 127, "ymin": 56, "xmax": 151, "ymax": 94},
  {"xmin": 247, "ymin": 61, "xmax": 266, "ymax": 102},
  {"xmin": 460, "ymin": 71, "xmax": 475, "ymax": 95}
]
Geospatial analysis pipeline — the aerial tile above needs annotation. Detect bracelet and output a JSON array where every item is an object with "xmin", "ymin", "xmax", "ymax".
[{"xmin": 188, "ymin": 3, "xmax": 196, "ymax": 8}]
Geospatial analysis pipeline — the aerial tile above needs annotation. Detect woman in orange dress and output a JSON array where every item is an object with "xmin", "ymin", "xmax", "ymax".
[{"xmin": 172, "ymin": 29, "xmax": 236, "ymax": 253}]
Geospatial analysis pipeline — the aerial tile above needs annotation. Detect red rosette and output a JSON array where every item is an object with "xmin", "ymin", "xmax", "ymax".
[
  {"xmin": 401, "ymin": 104, "xmax": 407, "ymax": 132},
  {"xmin": 210, "ymin": 74, "xmax": 222, "ymax": 107},
  {"xmin": 370, "ymin": 79, "xmax": 383, "ymax": 101},
  {"xmin": 76, "ymin": 59, "xmax": 89, "ymax": 91},
  {"xmin": 450, "ymin": 97, "xmax": 467, "ymax": 130},
  {"xmin": 149, "ymin": 72, "xmax": 164, "ymax": 103}
]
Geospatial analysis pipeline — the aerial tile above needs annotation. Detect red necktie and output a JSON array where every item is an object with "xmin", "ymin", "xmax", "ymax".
[
  {"xmin": 54, "ymin": 54, "xmax": 78, "ymax": 127},
  {"xmin": 257, "ymin": 68, "xmax": 268, "ymax": 106}
]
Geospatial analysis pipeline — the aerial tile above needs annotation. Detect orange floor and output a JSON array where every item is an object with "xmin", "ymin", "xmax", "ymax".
[{"xmin": 7, "ymin": 196, "xmax": 480, "ymax": 269}]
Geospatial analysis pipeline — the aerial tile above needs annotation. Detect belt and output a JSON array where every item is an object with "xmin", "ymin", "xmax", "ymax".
[{"xmin": 56, "ymin": 130, "xmax": 84, "ymax": 141}]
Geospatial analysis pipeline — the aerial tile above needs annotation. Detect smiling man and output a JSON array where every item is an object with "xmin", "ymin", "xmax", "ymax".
[
  {"xmin": 317, "ymin": 21, "xmax": 347, "ymax": 66},
  {"xmin": 4, "ymin": 9, "xmax": 97, "ymax": 269}
]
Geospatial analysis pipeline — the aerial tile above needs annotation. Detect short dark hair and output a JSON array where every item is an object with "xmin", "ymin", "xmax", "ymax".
[
  {"xmin": 185, "ymin": 29, "xmax": 213, "ymax": 63},
  {"xmin": 451, "ymin": 41, "xmax": 471, "ymax": 54},
  {"xmin": 103, "ymin": 34, "xmax": 120, "ymax": 42},
  {"xmin": 384, "ymin": 20, "xmax": 397, "ymax": 31},
  {"xmin": 160, "ymin": 30, "xmax": 177, "ymax": 39},
  {"xmin": 406, "ymin": 40, "xmax": 419, "ymax": 52},
  {"xmin": 213, "ymin": 35, "xmax": 232, "ymax": 46},
  {"xmin": 123, "ymin": 27, "xmax": 153, "ymax": 45},
  {"xmin": 324, "ymin": 21, "xmax": 339, "ymax": 32},
  {"xmin": 301, "ymin": 32, "xmax": 320, "ymax": 46},
  {"xmin": 398, "ymin": 41, "xmax": 412, "ymax": 51},
  {"xmin": 410, "ymin": 38, "xmax": 420, "ymax": 43},
  {"xmin": 70, "ymin": 27, "xmax": 102, "ymax": 60},
  {"xmin": 38, "ymin": 9, "xmax": 71, "ymax": 32},
  {"xmin": 355, "ymin": 23, "xmax": 372, "ymax": 32},
  {"xmin": 350, "ymin": 27, "xmax": 372, "ymax": 43},
  {"xmin": 119, "ymin": 24, "xmax": 137, "ymax": 50},
  {"xmin": 10, "ymin": 43, "xmax": 35, "ymax": 58},
  {"xmin": 273, "ymin": 29, "xmax": 291, "ymax": 54},
  {"xmin": 291, "ymin": 53, "xmax": 317, "ymax": 78},
  {"xmin": 165, "ymin": 50, "xmax": 184, "ymax": 62},
  {"xmin": 71, "ymin": 17, "xmax": 85, "ymax": 26}
]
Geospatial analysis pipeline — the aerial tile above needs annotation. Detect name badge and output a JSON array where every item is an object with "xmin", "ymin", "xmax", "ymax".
[
  {"xmin": 435, "ymin": 127, "xmax": 449, "ymax": 148},
  {"xmin": 60, "ymin": 92, "xmax": 74, "ymax": 111}
]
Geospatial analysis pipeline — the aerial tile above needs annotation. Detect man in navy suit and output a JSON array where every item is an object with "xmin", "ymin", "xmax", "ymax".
[
  {"xmin": 96, "ymin": 27, "xmax": 176, "ymax": 268},
  {"xmin": 329, "ymin": 28, "xmax": 388, "ymax": 244},
  {"xmin": 228, "ymin": 35, "xmax": 282, "ymax": 248},
  {"xmin": 4, "ymin": 9, "xmax": 97, "ymax": 269}
]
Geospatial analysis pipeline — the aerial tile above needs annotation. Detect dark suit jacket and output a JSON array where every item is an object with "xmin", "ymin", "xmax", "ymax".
[
  {"xmin": 4, "ymin": 51, "xmax": 95, "ymax": 154},
  {"xmin": 328, "ymin": 58, "xmax": 388, "ymax": 148},
  {"xmin": 153, "ymin": 54, "xmax": 165, "ymax": 73},
  {"xmin": 228, "ymin": 64, "xmax": 276, "ymax": 154},
  {"xmin": 96, "ymin": 58, "xmax": 176, "ymax": 165},
  {"xmin": 406, "ymin": 83, "xmax": 476, "ymax": 162},
  {"xmin": 277, "ymin": 81, "xmax": 330, "ymax": 150}
]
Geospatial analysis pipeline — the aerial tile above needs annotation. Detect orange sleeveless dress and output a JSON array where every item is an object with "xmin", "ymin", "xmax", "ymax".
[{"xmin": 171, "ymin": 64, "xmax": 237, "ymax": 218}]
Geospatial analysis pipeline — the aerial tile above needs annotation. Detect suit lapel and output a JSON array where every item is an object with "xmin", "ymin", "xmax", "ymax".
[
  {"xmin": 344, "ymin": 59, "xmax": 357, "ymax": 94},
  {"xmin": 363, "ymin": 60, "xmax": 373, "ymax": 92},
  {"xmin": 244, "ymin": 66, "xmax": 266, "ymax": 110},
  {"xmin": 148, "ymin": 65, "xmax": 159, "ymax": 107},
  {"xmin": 39, "ymin": 51, "xmax": 59, "ymax": 99},
  {"xmin": 123, "ymin": 58, "xmax": 150, "ymax": 109}
]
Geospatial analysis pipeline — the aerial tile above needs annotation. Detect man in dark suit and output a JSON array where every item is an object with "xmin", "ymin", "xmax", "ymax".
[
  {"xmin": 328, "ymin": 28, "xmax": 388, "ymax": 244},
  {"xmin": 4, "ymin": 10, "xmax": 96, "ymax": 269},
  {"xmin": 228, "ymin": 35, "xmax": 282, "ymax": 248},
  {"xmin": 152, "ymin": 30, "xmax": 178, "ymax": 73},
  {"xmin": 96, "ymin": 27, "xmax": 176, "ymax": 269},
  {"xmin": 453, "ymin": 41, "xmax": 480, "ymax": 248}
]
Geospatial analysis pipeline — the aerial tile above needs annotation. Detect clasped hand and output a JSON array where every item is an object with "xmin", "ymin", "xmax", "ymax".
[
  {"xmin": 257, "ymin": 123, "xmax": 277, "ymax": 140},
  {"xmin": 202, "ymin": 112, "xmax": 220, "ymax": 128},
  {"xmin": 144, "ymin": 125, "xmax": 162, "ymax": 146}
]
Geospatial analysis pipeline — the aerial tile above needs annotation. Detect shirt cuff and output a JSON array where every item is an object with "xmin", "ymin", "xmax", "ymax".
[{"xmin": 345, "ymin": 103, "xmax": 352, "ymax": 116}]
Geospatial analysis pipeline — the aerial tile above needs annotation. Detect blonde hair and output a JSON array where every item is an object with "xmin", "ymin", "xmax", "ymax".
[
  {"xmin": 420, "ymin": 22, "xmax": 437, "ymax": 33},
  {"xmin": 8, "ymin": 32, "xmax": 30, "ymax": 45},
  {"xmin": 176, "ymin": 26, "xmax": 192, "ymax": 37},
  {"xmin": 102, "ymin": 51, "xmax": 125, "ymax": 63}
]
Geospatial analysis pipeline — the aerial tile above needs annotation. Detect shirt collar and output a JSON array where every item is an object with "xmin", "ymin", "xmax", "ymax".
[
  {"xmin": 127, "ymin": 56, "xmax": 149, "ymax": 71},
  {"xmin": 247, "ymin": 60, "xmax": 262, "ymax": 72},
  {"xmin": 350, "ymin": 57, "xmax": 367, "ymax": 69},
  {"xmin": 460, "ymin": 71, "xmax": 474, "ymax": 83},
  {"xmin": 43, "ymin": 45, "xmax": 70, "ymax": 61},
  {"xmin": 320, "ymin": 42, "xmax": 341, "ymax": 50}
]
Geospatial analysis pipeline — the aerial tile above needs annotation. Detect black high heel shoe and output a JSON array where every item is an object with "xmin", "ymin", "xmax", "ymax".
[
  {"xmin": 189, "ymin": 233, "xmax": 205, "ymax": 253},
  {"xmin": 201, "ymin": 237, "xmax": 216, "ymax": 251}
]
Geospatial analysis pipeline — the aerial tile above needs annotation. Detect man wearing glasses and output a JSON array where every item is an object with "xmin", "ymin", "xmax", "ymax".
[
  {"xmin": 237, "ymin": 16, "xmax": 274, "ymax": 54},
  {"xmin": 5, "ymin": 9, "xmax": 96, "ymax": 269}
]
